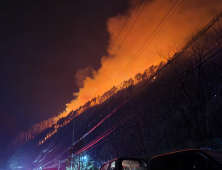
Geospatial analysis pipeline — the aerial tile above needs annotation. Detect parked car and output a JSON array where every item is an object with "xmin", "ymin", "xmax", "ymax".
[
  {"xmin": 100, "ymin": 157, "xmax": 148, "ymax": 170},
  {"xmin": 100, "ymin": 149, "xmax": 222, "ymax": 170},
  {"xmin": 148, "ymin": 149, "xmax": 222, "ymax": 170}
]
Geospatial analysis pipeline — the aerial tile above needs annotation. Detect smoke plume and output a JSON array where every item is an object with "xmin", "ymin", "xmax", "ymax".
[{"xmin": 63, "ymin": 0, "xmax": 222, "ymax": 114}]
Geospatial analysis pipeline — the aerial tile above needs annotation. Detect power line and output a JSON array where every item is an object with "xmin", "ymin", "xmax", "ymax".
[
  {"xmin": 73, "ymin": 0, "xmax": 149, "ymax": 135},
  {"xmin": 33, "ymin": 126, "xmax": 64, "ymax": 163},
  {"xmin": 73, "ymin": 98, "xmax": 130, "ymax": 147},
  {"xmin": 138, "ymin": 10, "xmax": 222, "ymax": 93},
  {"xmin": 84, "ymin": 0, "xmax": 148, "ymax": 103},
  {"xmin": 67, "ymin": 0, "xmax": 178, "ymax": 145},
  {"xmin": 174, "ymin": 38, "xmax": 222, "ymax": 78},
  {"xmin": 185, "ymin": 43, "xmax": 222, "ymax": 77},
  {"xmin": 73, "ymin": 99, "xmax": 149, "ymax": 157},
  {"xmin": 33, "ymin": 98, "xmax": 130, "ymax": 169},
  {"xmin": 111, "ymin": 0, "xmax": 182, "ymax": 86},
  {"xmin": 63, "ymin": 0, "xmax": 149, "ymax": 145},
  {"xmin": 78, "ymin": 0, "xmax": 139, "ymax": 110},
  {"xmin": 76, "ymin": 0, "xmax": 181, "ymax": 134},
  {"xmin": 34, "ymin": 8, "xmax": 222, "ymax": 170},
  {"xmin": 107, "ymin": 0, "xmax": 139, "ymax": 56}
]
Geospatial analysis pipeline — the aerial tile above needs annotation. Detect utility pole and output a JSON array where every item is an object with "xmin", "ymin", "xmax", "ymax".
[
  {"xmin": 79, "ymin": 154, "xmax": 81, "ymax": 170},
  {"xmin": 71, "ymin": 111, "xmax": 76, "ymax": 170},
  {"xmin": 58, "ymin": 160, "xmax": 60, "ymax": 170}
]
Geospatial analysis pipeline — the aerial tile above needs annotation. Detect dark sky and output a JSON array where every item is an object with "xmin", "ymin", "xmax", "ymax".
[{"xmin": 0, "ymin": 0, "xmax": 128, "ymax": 166}]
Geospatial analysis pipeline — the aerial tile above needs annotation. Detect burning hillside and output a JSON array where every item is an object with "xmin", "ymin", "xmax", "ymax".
[
  {"xmin": 15, "ymin": 61, "xmax": 164, "ymax": 146},
  {"xmin": 14, "ymin": 0, "xmax": 222, "ymax": 146}
]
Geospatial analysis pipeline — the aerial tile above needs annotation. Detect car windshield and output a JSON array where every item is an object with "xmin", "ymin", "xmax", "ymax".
[
  {"xmin": 205, "ymin": 150, "xmax": 222, "ymax": 164},
  {"xmin": 122, "ymin": 160, "xmax": 147, "ymax": 170}
]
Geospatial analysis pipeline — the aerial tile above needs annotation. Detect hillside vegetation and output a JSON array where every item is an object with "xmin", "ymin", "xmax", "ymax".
[{"xmin": 8, "ymin": 19, "xmax": 222, "ymax": 170}]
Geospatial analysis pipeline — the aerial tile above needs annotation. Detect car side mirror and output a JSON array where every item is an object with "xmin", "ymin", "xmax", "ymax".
[{"xmin": 194, "ymin": 162, "xmax": 207, "ymax": 170}]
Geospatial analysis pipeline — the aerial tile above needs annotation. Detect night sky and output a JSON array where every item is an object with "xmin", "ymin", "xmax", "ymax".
[
  {"xmin": 0, "ymin": 0, "xmax": 127, "ymax": 166},
  {"xmin": 1, "ymin": 0, "xmax": 222, "ymax": 168}
]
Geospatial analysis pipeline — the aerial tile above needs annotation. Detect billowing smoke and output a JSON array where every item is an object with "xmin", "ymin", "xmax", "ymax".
[
  {"xmin": 75, "ymin": 67, "xmax": 95, "ymax": 88},
  {"xmin": 63, "ymin": 0, "xmax": 222, "ymax": 115}
]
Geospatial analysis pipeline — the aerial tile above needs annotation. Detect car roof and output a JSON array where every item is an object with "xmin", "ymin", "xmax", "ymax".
[
  {"xmin": 150, "ymin": 149, "xmax": 204, "ymax": 159},
  {"xmin": 149, "ymin": 149, "xmax": 222, "ymax": 168}
]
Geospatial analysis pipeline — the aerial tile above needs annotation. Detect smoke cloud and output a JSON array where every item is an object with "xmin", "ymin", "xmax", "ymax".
[
  {"xmin": 75, "ymin": 67, "xmax": 95, "ymax": 88},
  {"xmin": 61, "ymin": 0, "xmax": 222, "ymax": 116}
]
